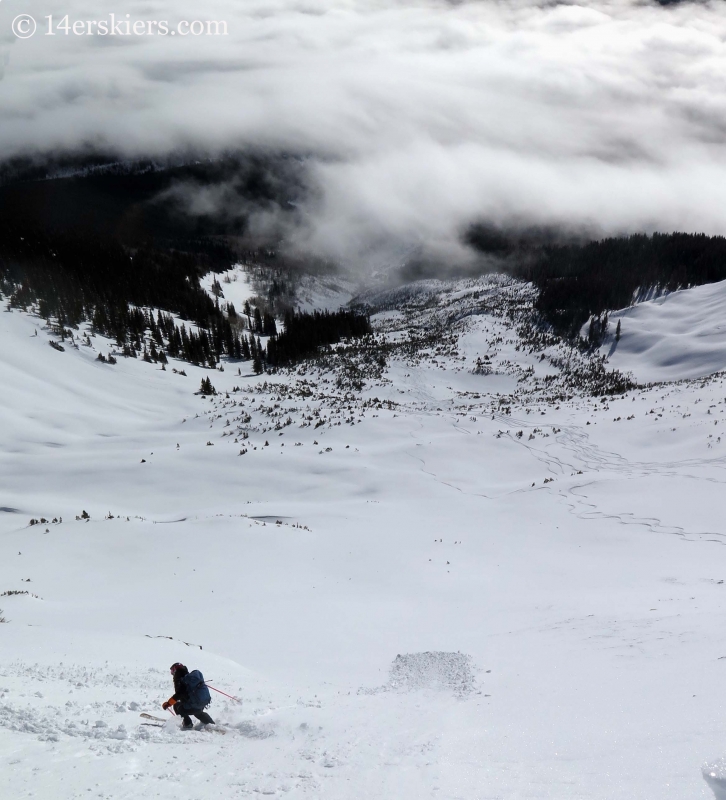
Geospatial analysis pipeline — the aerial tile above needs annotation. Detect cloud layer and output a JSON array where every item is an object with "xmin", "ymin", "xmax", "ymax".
[{"xmin": 2, "ymin": 0, "xmax": 726, "ymax": 268}]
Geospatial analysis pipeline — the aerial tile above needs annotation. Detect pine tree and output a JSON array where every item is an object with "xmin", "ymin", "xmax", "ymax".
[
  {"xmin": 263, "ymin": 311, "xmax": 277, "ymax": 337},
  {"xmin": 200, "ymin": 376, "xmax": 216, "ymax": 395},
  {"xmin": 615, "ymin": 319, "xmax": 621, "ymax": 341},
  {"xmin": 252, "ymin": 345, "xmax": 263, "ymax": 374}
]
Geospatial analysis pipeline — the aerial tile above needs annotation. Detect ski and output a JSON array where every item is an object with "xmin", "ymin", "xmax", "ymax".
[
  {"xmin": 140, "ymin": 712, "xmax": 168, "ymax": 722},
  {"xmin": 140, "ymin": 713, "xmax": 225, "ymax": 733}
]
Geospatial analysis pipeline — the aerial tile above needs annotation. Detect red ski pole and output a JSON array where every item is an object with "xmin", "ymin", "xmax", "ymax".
[{"xmin": 206, "ymin": 683, "xmax": 242, "ymax": 703}]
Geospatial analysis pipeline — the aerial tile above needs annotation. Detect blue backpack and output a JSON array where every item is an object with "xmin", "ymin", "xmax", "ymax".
[{"xmin": 182, "ymin": 670, "xmax": 212, "ymax": 709}]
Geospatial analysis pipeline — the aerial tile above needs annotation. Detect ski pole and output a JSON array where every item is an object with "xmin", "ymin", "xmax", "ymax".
[{"xmin": 206, "ymin": 683, "xmax": 242, "ymax": 703}]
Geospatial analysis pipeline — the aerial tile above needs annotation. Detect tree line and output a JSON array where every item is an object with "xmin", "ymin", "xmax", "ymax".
[{"xmin": 266, "ymin": 309, "xmax": 372, "ymax": 366}]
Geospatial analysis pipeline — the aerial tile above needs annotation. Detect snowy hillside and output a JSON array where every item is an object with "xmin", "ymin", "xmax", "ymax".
[
  {"xmin": 598, "ymin": 279, "xmax": 726, "ymax": 384},
  {"xmin": 2, "ymin": 275, "xmax": 726, "ymax": 799},
  {"xmin": 201, "ymin": 263, "xmax": 360, "ymax": 316}
]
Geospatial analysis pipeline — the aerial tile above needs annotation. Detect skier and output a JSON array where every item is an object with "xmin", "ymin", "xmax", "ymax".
[{"xmin": 162, "ymin": 662, "xmax": 215, "ymax": 729}]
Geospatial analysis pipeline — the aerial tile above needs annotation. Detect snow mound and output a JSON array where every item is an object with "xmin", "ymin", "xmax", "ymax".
[
  {"xmin": 600, "ymin": 279, "xmax": 726, "ymax": 383},
  {"xmin": 703, "ymin": 761, "xmax": 726, "ymax": 799},
  {"xmin": 388, "ymin": 651, "xmax": 476, "ymax": 695}
]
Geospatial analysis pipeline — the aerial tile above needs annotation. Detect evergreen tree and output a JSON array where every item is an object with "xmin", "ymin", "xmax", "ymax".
[
  {"xmin": 252, "ymin": 350, "xmax": 263, "ymax": 374},
  {"xmin": 263, "ymin": 311, "xmax": 277, "ymax": 337},
  {"xmin": 199, "ymin": 376, "xmax": 216, "ymax": 394}
]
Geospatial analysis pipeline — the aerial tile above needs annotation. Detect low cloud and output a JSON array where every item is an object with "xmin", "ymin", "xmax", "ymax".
[{"xmin": 3, "ymin": 0, "xmax": 726, "ymax": 270}]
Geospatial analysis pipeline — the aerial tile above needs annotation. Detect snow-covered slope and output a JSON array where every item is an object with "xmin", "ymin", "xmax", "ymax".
[
  {"xmin": 599, "ymin": 279, "xmax": 726, "ymax": 383},
  {"xmin": 2, "ymin": 278, "xmax": 726, "ymax": 799},
  {"xmin": 200, "ymin": 264, "xmax": 257, "ymax": 311},
  {"xmin": 200, "ymin": 263, "xmax": 359, "ymax": 315}
]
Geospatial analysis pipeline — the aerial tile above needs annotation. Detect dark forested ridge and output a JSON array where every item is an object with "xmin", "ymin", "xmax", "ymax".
[
  {"xmin": 0, "ymin": 222, "xmax": 370, "ymax": 371},
  {"xmin": 0, "ymin": 221, "xmax": 254, "ymax": 368},
  {"xmin": 468, "ymin": 227, "xmax": 726, "ymax": 338},
  {"xmin": 527, "ymin": 233, "xmax": 726, "ymax": 336},
  {"xmin": 0, "ymin": 223, "xmax": 230, "ymax": 324}
]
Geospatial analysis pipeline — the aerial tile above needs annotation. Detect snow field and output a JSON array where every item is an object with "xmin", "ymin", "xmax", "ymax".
[{"xmin": 2, "ymin": 276, "xmax": 726, "ymax": 797}]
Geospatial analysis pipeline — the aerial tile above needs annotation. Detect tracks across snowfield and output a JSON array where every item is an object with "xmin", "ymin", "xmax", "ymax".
[{"xmin": 404, "ymin": 393, "xmax": 726, "ymax": 546}]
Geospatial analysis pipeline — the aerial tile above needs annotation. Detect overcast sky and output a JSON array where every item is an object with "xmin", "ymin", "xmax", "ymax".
[{"xmin": 2, "ymin": 0, "xmax": 726, "ymax": 268}]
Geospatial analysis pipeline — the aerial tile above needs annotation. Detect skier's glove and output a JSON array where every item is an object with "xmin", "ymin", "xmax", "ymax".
[{"xmin": 162, "ymin": 701, "xmax": 169, "ymax": 710}]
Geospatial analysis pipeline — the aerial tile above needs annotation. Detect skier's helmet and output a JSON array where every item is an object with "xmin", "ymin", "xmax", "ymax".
[{"xmin": 170, "ymin": 662, "xmax": 186, "ymax": 675}]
